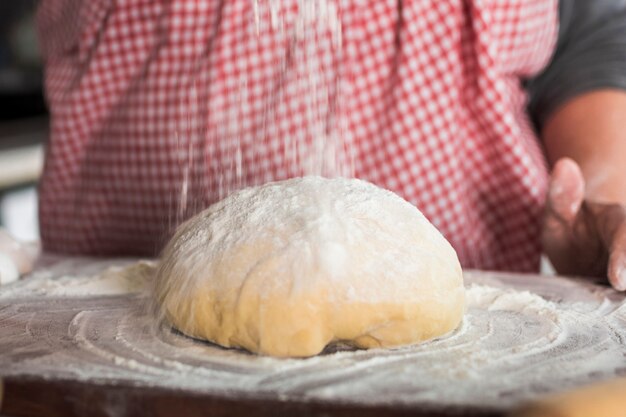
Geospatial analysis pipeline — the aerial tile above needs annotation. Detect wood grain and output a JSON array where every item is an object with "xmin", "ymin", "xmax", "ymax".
[{"xmin": 1, "ymin": 376, "xmax": 503, "ymax": 417}]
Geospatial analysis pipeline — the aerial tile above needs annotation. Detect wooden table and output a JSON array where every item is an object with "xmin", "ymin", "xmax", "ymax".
[{"xmin": 0, "ymin": 257, "xmax": 624, "ymax": 417}]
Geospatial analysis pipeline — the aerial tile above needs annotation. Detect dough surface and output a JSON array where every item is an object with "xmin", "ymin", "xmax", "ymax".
[{"xmin": 154, "ymin": 177, "xmax": 464, "ymax": 357}]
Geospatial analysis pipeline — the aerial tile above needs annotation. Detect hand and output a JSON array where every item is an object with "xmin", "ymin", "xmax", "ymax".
[
  {"xmin": 542, "ymin": 158, "xmax": 626, "ymax": 290},
  {"xmin": 0, "ymin": 229, "xmax": 39, "ymax": 285}
]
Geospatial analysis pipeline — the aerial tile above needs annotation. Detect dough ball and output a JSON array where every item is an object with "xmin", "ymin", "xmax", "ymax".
[{"xmin": 154, "ymin": 177, "xmax": 464, "ymax": 357}]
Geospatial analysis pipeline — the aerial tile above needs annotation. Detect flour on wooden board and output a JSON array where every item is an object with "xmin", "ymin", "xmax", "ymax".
[
  {"xmin": 0, "ymin": 258, "xmax": 156, "ymax": 297},
  {"xmin": 2, "ymin": 259, "xmax": 625, "ymax": 408}
]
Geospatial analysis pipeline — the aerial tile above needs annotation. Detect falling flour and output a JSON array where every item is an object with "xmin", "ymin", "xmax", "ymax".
[
  {"xmin": 172, "ymin": 0, "xmax": 351, "ymax": 229},
  {"xmin": 1, "ymin": 257, "xmax": 625, "ymax": 410}
]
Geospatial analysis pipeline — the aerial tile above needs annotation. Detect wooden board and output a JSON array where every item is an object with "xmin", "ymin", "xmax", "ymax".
[
  {"xmin": 1, "ymin": 376, "xmax": 497, "ymax": 417},
  {"xmin": 0, "ymin": 257, "xmax": 625, "ymax": 417}
]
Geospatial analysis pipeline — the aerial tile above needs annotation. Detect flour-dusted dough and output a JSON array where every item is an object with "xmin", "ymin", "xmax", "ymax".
[{"xmin": 154, "ymin": 177, "xmax": 464, "ymax": 357}]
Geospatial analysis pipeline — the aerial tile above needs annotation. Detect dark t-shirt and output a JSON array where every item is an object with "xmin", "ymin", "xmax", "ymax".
[{"xmin": 527, "ymin": 0, "xmax": 626, "ymax": 129}]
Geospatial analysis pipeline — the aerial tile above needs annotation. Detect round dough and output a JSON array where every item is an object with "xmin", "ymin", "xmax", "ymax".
[{"xmin": 154, "ymin": 177, "xmax": 464, "ymax": 357}]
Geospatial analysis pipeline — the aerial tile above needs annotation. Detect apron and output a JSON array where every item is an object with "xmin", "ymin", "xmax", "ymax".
[{"xmin": 36, "ymin": 0, "xmax": 558, "ymax": 271}]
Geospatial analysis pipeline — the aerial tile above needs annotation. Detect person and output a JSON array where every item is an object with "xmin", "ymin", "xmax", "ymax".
[{"xmin": 2, "ymin": 0, "xmax": 625, "ymax": 289}]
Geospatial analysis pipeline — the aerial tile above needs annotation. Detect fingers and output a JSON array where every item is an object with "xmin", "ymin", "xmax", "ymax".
[
  {"xmin": 0, "ymin": 230, "xmax": 39, "ymax": 279},
  {"xmin": 542, "ymin": 158, "xmax": 626, "ymax": 290},
  {"xmin": 605, "ymin": 215, "xmax": 626, "ymax": 291},
  {"xmin": 542, "ymin": 159, "xmax": 588, "ymax": 275},
  {"xmin": 586, "ymin": 202, "xmax": 626, "ymax": 291},
  {"xmin": 0, "ymin": 253, "xmax": 18, "ymax": 285},
  {"xmin": 608, "ymin": 241, "xmax": 626, "ymax": 291},
  {"xmin": 545, "ymin": 158, "xmax": 585, "ymax": 226}
]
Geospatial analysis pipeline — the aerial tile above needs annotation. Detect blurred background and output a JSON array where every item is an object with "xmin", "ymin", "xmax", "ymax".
[{"xmin": 0, "ymin": 1, "xmax": 44, "ymax": 242}]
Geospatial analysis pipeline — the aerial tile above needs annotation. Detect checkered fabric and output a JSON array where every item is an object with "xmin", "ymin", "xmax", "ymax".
[{"xmin": 36, "ymin": 0, "xmax": 558, "ymax": 271}]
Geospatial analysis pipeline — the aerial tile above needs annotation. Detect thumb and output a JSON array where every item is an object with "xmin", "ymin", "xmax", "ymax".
[{"xmin": 545, "ymin": 158, "xmax": 585, "ymax": 226}]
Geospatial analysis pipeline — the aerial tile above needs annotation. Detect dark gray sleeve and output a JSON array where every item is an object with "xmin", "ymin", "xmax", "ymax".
[{"xmin": 525, "ymin": 0, "xmax": 626, "ymax": 131}]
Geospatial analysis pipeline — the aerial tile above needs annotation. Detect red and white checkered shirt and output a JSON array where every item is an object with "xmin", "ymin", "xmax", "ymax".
[{"xmin": 36, "ymin": 0, "xmax": 558, "ymax": 272}]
